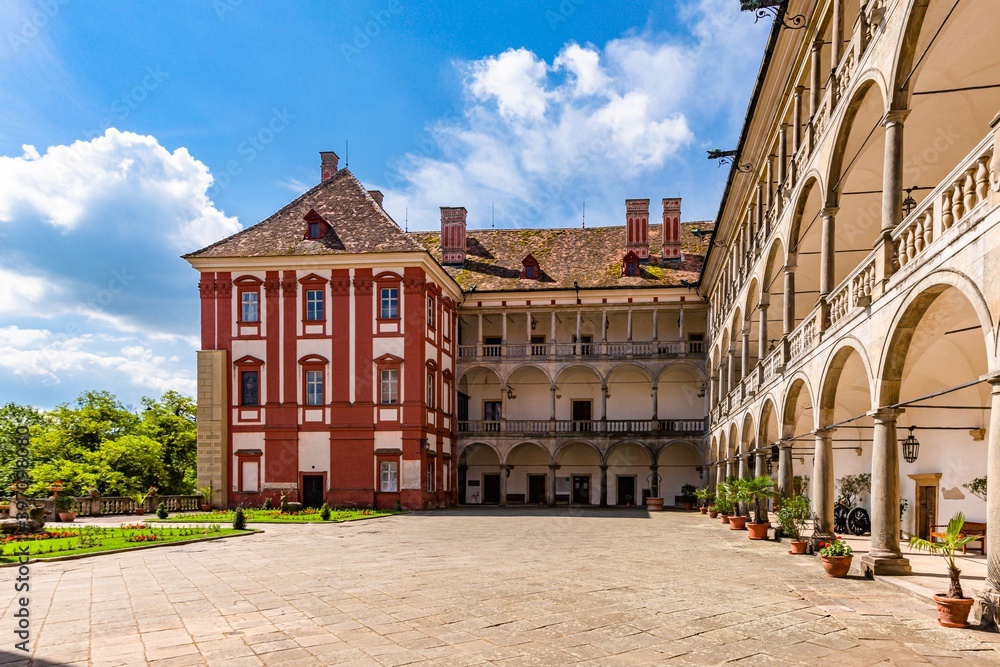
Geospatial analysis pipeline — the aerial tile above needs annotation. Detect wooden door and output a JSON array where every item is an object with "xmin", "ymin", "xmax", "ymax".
[
  {"xmin": 572, "ymin": 475, "xmax": 591, "ymax": 504},
  {"xmin": 917, "ymin": 485, "xmax": 937, "ymax": 541}
]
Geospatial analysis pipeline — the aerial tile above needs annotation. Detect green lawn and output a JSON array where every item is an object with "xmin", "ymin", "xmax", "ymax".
[
  {"xmin": 0, "ymin": 523, "xmax": 251, "ymax": 563},
  {"xmin": 150, "ymin": 508, "xmax": 398, "ymax": 523}
]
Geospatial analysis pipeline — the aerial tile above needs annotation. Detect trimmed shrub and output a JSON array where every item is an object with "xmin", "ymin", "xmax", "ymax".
[
  {"xmin": 233, "ymin": 507, "xmax": 247, "ymax": 530},
  {"xmin": 156, "ymin": 502, "xmax": 168, "ymax": 520}
]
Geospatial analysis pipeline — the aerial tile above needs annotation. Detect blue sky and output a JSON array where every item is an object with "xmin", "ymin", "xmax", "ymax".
[{"xmin": 0, "ymin": 0, "xmax": 769, "ymax": 409}]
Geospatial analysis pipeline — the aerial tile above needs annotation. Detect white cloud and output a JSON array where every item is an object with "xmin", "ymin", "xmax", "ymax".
[
  {"xmin": 0, "ymin": 129, "xmax": 240, "ymax": 406},
  {"xmin": 377, "ymin": 0, "xmax": 769, "ymax": 231},
  {"xmin": 0, "ymin": 129, "xmax": 241, "ymax": 248}
]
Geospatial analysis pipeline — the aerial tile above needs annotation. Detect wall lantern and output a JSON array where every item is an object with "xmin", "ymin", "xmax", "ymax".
[
  {"xmin": 902, "ymin": 426, "xmax": 920, "ymax": 463},
  {"xmin": 530, "ymin": 316, "xmax": 537, "ymax": 331},
  {"xmin": 767, "ymin": 444, "xmax": 779, "ymax": 475},
  {"xmin": 506, "ymin": 386, "xmax": 516, "ymax": 400}
]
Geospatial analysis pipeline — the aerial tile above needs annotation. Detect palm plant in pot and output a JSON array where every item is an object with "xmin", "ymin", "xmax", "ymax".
[
  {"xmin": 908, "ymin": 512, "xmax": 983, "ymax": 628},
  {"xmin": 745, "ymin": 475, "xmax": 776, "ymax": 540},
  {"xmin": 694, "ymin": 488, "xmax": 713, "ymax": 514},
  {"xmin": 198, "ymin": 483, "xmax": 213, "ymax": 512},
  {"xmin": 715, "ymin": 480, "xmax": 735, "ymax": 523},
  {"xmin": 775, "ymin": 495, "xmax": 811, "ymax": 553},
  {"xmin": 727, "ymin": 478, "xmax": 749, "ymax": 530}
]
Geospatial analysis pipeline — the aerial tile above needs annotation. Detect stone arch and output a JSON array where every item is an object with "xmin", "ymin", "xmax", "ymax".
[
  {"xmin": 503, "ymin": 441, "xmax": 551, "ymax": 505},
  {"xmin": 727, "ymin": 422, "xmax": 739, "ymax": 458},
  {"xmin": 553, "ymin": 363, "xmax": 604, "ymax": 387},
  {"xmin": 782, "ymin": 375, "xmax": 816, "ymax": 438},
  {"xmin": 877, "ymin": 271, "xmax": 996, "ymax": 407},
  {"xmin": 552, "ymin": 439, "xmax": 602, "ymax": 464},
  {"xmin": 818, "ymin": 337, "xmax": 875, "ymax": 427},
  {"xmin": 658, "ymin": 440, "xmax": 705, "ymax": 505},
  {"xmin": 826, "ymin": 76, "xmax": 890, "ymax": 198},
  {"xmin": 504, "ymin": 363, "xmax": 554, "ymax": 386},
  {"xmin": 503, "ymin": 441, "xmax": 550, "ymax": 467},
  {"xmin": 740, "ymin": 411, "xmax": 757, "ymax": 459},
  {"xmin": 758, "ymin": 396, "xmax": 780, "ymax": 447}
]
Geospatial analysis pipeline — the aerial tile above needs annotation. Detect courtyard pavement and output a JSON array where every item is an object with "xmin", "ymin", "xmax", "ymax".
[{"xmin": 3, "ymin": 508, "xmax": 1000, "ymax": 666}]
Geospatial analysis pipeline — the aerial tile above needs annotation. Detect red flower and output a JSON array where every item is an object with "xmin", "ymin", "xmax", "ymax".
[{"xmin": 818, "ymin": 541, "xmax": 826, "ymax": 548}]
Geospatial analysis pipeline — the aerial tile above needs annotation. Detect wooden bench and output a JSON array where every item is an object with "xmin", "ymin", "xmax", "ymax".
[{"xmin": 930, "ymin": 521, "xmax": 986, "ymax": 555}]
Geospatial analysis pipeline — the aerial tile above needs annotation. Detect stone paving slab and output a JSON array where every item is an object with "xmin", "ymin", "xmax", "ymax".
[{"xmin": 2, "ymin": 509, "xmax": 1000, "ymax": 665}]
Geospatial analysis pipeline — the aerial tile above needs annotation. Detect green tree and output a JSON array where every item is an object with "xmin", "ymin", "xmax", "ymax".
[
  {"xmin": 138, "ymin": 391, "xmax": 197, "ymax": 494},
  {"xmin": 0, "ymin": 403, "xmax": 46, "ymax": 490},
  {"xmin": 94, "ymin": 435, "xmax": 166, "ymax": 495}
]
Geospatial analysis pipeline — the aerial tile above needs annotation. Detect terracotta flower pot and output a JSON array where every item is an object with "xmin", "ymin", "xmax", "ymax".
[
  {"xmin": 708, "ymin": 509, "xmax": 718, "ymax": 518},
  {"xmin": 728, "ymin": 515, "xmax": 747, "ymax": 530},
  {"xmin": 747, "ymin": 522, "xmax": 769, "ymax": 540},
  {"xmin": 201, "ymin": 504, "xmax": 212, "ymax": 512},
  {"xmin": 699, "ymin": 506, "xmax": 707, "ymax": 514},
  {"xmin": 57, "ymin": 512, "xmax": 76, "ymax": 522},
  {"xmin": 646, "ymin": 497, "xmax": 664, "ymax": 512},
  {"xmin": 820, "ymin": 555, "xmax": 852, "ymax": 577},
  {"xmin": 720, "ymin": 513, "xmax": 730, "ymax": 524},
  {"xmin": 932, "ymin": 594, "xmax": 975, "ymax": 628},
  {"xmin": 788, "ymin": 539, "xmax": 809, "ymax": 554}
]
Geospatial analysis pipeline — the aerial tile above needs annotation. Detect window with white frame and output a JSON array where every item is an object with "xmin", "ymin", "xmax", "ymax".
[
  {"xmin": 426, "ymin": 460, "xmax": 435, "ymax": 492},
  {"xmin": 305, "ymin": 289, "xmax": 324, "ymax": 321},
  {"xmin": 427, "ymin": 295, "xmax": 435, "ymax": 328},
  {"xmin": 241, "ymin": 291, "xmax": 259, "ymax": 322},
  {"xmin": 426, "ymin": 372, "xmax": 434, "ymax": 408},
  {"xmin": 380, "ymin": 369, "xmax": 399, "ymax": 404},
  {"xmin": 380, "ymin": 287, "xmax": 399, "ymax": 319},
  {"xmin": 380, "ymin": 461, "xmax": 398, "ymax": 492},
  {"xmin": 305, "ymin": 370, "xmax": 324, "ymax": 405}
]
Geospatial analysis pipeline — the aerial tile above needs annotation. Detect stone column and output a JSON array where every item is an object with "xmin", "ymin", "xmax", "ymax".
[
  {"xmin": 600, "ymin": 465, "xmax": 608, "ymax": 507},
  {"xmin": 754, "ymin": 447, "xmax": 766, "ymax": 481},
  {"xmin": 820, "ymin": 208, "xmax": 838, "ymax": 299},
  {"xmin": 601, "ymin": 308, "xmax": 608, "ymax": 342},
  {"xmin": 499, "ymin": 466, "xmax": 508, "ymax": 507},
  {"xmin": 651, "ymin": 384, "xmax": 658, "ymax": 420},
  {"xmin": 547, "ymin": 464, "xmax": 558, "ymax": 507},
  {"xmin": 477, "ymin": 312, "xmax": 483, "ymax": 356},
  {"xmin": 812, "ymin": 428, "xmax": 835, "ymax": 540},
  {"xmin": 627, "ymin": 307, "xmax": 633, "ymax": 342},
  {"xmin": 792, "ymin": 87, "xmax": 804, "ymax": 154},
  {"xmin": 778, "ymin": 124, "xmax": 788, "ymax": 190},
  {"xmin": 810, "ymin": 39, "xmax": 822, "ymax": 121},
  {"xmin": 727, "ymin": 350, "xmax": 735, "ymax": 395},
  {"xmin": 652, "ymin": 307, "xmax": 659, "ymax": 342},
  {"xmin": 741, "ymin": 330, "xmax": 750, "ymax": 382},
  {"xmin": 550, "ymin": 386, "xmax": 557, "ymax": 423},
  {"xmin": 758, "ymin": 303, "xmax": 769, "ymax": 363},
  {"xmin": 600, "ymin": 384, "xmax": 608, "ymax": 420},
  {"xmin": 526, "ymin": 311, "xmax": 531, "ymax": 345},
  {"xmin": 550, "ymin": 311, "xmax": 556, "ymax": 360},
  {"xmin": 678, "ymin": 306, "xmax": 685, "ymax": 342},
  {"xmin": 832, "ymin": 0, "xmax": 843, "ymax": 66},
  {"xmin": 501, "ymin": 309, "xmax": 507, "ymax": 347},
  {"xmin": 876, "ymin": 111, "xmax": 909, "ymax": 287},
  {"xmin": 862, "ymin": 408, "xmax": 912, "ymax": 576},
  {"xmin": 726, "ymin": 458, "xmax": 736, "ymax": 481},
  {"xmin": 777, "ymin": 443, "xmax": 794, "ymax": 498},
  {"xmin": 575, "ymin": 310, "xmax": 582, "ymax": 355},
  {"xmin": 975, "ymin": 375, "xmax": 1000, "ymax": 629},
  {"xmin": 716, "ymin": 462, "xmax": 726, "ymax": 492},
  {"xmin": 783, "ymin": 267, "xmax": 796, "ymax": 336}
]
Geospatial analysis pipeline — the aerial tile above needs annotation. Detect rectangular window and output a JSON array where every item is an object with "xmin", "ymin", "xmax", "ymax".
[
  {"xmin": 309, "ymin": 221, "xmax": 320, "ymax": 238},
  {"xmin": 426, "ymin": 461, "xmax": 435, "ymax": 492},
  {"xmin": 525, "ymin": 264, "xmax": 537, "ymax": 279},
  {"xmin": 306, "ymin": 289, "xmax": 324, "ymax": 321},
  {"xmin": 380, "ymin": 287, "xmax": 399, "ymax": 319},
  {"xmin": 427, "ymin": 296, "xmax": 435, "ymax": 328},
  {"xmin": 380, "ymin": 461, "xmax": 398, "ymax": 492},
  {"xmin": 240, "ymin": 370, "xmax": 259, "ymax": 406},
  {"xmin": 306, "ymin": 370, "xmax": 323, "ymax": 405},
  {"xmin": 426, "ymin": 372, "xmax": 434, "ymax": 408},
  {"xmin": 380, "ymin": 369, "xmax": 399, "ymax": 405},
  {"xmin": 241, "ymin": 291, "xmax": 259, "ymax": 322}
]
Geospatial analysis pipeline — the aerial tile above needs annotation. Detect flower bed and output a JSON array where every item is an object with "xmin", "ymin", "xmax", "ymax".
[{"xmin": 153, "ymin": 507, "xmax": 397, "ymax": 523}]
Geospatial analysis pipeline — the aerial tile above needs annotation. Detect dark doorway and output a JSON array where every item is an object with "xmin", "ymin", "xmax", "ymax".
[
  {"xmin": 483, "ymin": 336, "xmax": 502, "ymax": 357},
  {"xmin": 482, "ymin": 473, "xmax": 501, "ymax": 504},
  {"xmin": 302, "ymin": 474, "xmax": 325, "ymax": 508},
  {"xmin": 917, "ymin": 484, "xmax": 937, "ymax": 541},
  {"xmin": 528, "ymin": 474, "xmax": 547, "ymax": 504},
  {"xmin": 617, "ymin": 476, "xmax": 636, "ymax": 506},
  {"xmin": 484, "ymin": 401, "xmax": 502, "ymax": 432},
  {"xmin": 572, "ymin": 400, "xmax": 592, "ymax": 431},
  {"xmin": 572, "ymin": 475, "xmax": 591, "ymax": 504}
]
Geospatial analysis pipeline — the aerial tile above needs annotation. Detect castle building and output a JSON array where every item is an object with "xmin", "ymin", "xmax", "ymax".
[
  {"xmin": 700, "ymin": 0, "xmax": 1000, "ymax": 621},
  {"xmin": 184, "ymin": 153, "xmax": 711, "ymax": 511}
]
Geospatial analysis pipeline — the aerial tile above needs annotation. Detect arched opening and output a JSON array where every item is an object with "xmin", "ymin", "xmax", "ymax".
[
  {"xmin": 457, "ymin": 367, "xmax": 503, "ymax": 430},
  {"xmin": 554, "ymin": 366, "xmax": 603, "ymax": 430},
  {"xmin": 730, "ymin": 307, "xmax": 744, "ymax": 385},
  {"xmin": 788, "ymin": 177, "xmax": 824, "ymax": 325},
  {"xmin": 505, "ymin": 366, "xmax": 551, "ymax": 426},
  {"xmin": 880, "ymin": 283, "xmax": 991, "ymax": 540},
  {"xmin": 658, "ymin": 442, "xmax": 703, "ymax": 505},
  {"xmin": 606, "ymin": 442, "xmax": 652, "ymax": 506},
  {"xmin": 553, "ymin": 441, "xmax": 602, "ymax": 505},
  {"xmin": 657, "ymin": 363, "xmax": 706, "ymax": 423},
  {"xmin": 459, "ymin": 443, "xmax": 501, "ymax": 505},
  {"xmin": 606, "ymin": 364, "xmax": 653, "ymax": 424},
  {"xmin": 505, "ymin": 442, "xmax": 550, "ymax": 505},
  {"xmin": 741, "ymin": 412, "xmax": 757, "ymax": 476},
  {"xmin": 782, "ymin": 377, "xmax": 816, "ymax": 502},
  {"xmin": 744, "ymin": 278, "xmax": 762, "ymax": 373},
  {"xmin": 759, "ymin": 398, "xmax": 781, "ymax": 479},
  {"xmin": 761, "ymin": 239, "xmax": 786, "ymax": 356}
]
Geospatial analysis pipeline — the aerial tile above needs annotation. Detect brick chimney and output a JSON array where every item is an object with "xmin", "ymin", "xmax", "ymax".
[
  {"xmin": 368, "ymin": 190, "xmax": 384, "ymax": 207},
  {"xmin": 440, "ymin": 207, "xmax": 467, "ymax": 266},
  {"xmin": 320, "ymin": 151, "xmax": 339, "ymax": 182},
  {"xmin": 625, "ymin": 199, "xmax": 650, "ymax": 262},
  {"xmin": 662, "ymin": 198, "xmax": 682, "ymax": 260}
]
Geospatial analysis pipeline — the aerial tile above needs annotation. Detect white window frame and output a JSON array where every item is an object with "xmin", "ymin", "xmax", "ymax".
[
  {"xmin": 305, "ymin": 289, "xmax": 324, "ymax": 321},
  {"xmin": 380, "ymin": 369, "xmax": 399, "ymax": 405},
  {"xmin": 380, "ymin": 461, "xmax": 398, "ymax": 492},
  {"xmin": 305, "ymin": 369, "xmax": 323, "ymax": 405},
  {"xmin": 241, "ymin": 291, "xmax": 259, "ymax": 322},
  {"xmin": 380, "ymin": 287, "xmax": 399, "ymax": 319}
]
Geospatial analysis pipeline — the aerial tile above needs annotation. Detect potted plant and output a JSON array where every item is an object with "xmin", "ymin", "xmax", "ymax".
[
  {"xmin": 694, "ymin": 488, "xmax": 713, "ymax": 514},
  {"xmin": 775, "ymin": 495, "xmax": 811, "ymax": 554},
  {"xmin": 727, "ymin": 478, "xmax": 749, "ymax": 530},
  {"xmin": 708, "ymin": 504, "xmax": 719, "ymax": 519},
  {"xmin": 715, "ymin": 481, "xmax": 735, "ymax": 523},
  {"xmin": 908, "ymin": 512, "xmax": 982, "ymax": 628},
  {"xmin": 680, "ymin": 484, "xmax": 697, "ymax": 510},
  {"xmin": 87, "ymin": 487, "xmax": 100, "ymax": 498},
  {"xmin": 55, "ymin": 494, "xmax": 78, "ymax": 522},
  {"xmin": 199, "ymin": 484, "xmax": 213, "ymax": 512},
  {"xmin": 624, "ymin": 494, "xmax": 633, "ymax": 508},
  {"xmin": 745, "ymin": 475, "xmax": 776, "ymax": 540},
  {"xmin": 818, "ymin": 537, "xmax": 853, "ymax": 577},
  {"xmin": 131, "ymin": 491, "xmax": 148, "ymax": 515}
]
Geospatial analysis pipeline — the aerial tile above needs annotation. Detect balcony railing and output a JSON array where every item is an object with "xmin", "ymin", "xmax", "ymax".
[
  {"xmin": 788, "ymin": 311, "xmax": 818, "ymax": 362},
  {"xmin": 458, "ymin": 340, "xmax": 704, "ymax": 361},
  {"xmin": 457, "ymin": 418, "xmax": 707, "ymax": 435}
]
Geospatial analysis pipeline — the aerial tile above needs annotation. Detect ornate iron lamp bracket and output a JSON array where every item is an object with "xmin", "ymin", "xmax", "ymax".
[
  {"xmin": 707, "ymin": 149, "xmax": 753, "ymax": 173},
  {"xmin": 740, "ymin": 1, "xmax": 806, "ymax": 30}
]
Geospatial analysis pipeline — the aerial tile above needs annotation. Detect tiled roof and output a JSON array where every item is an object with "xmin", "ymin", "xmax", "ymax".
[
  {"xmin": 410, "ymin": 222, "xmax": 713, "ymax": 292},
  {"xmin": 184, "ymin": 169, "xmax": 422, "ymax": 258}
]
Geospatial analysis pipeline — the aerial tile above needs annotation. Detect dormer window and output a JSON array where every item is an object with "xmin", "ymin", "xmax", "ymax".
[
  {"xmin": 521, "ymin": 253, "xmax": 540, "ymax": 280},
  {"xmin": 303, "ymin": 209, "xmax": 329, "ymax": 240},
  {"xmin": 621, "ymin": 250, "xmax": 640, "ymax": 277}
]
